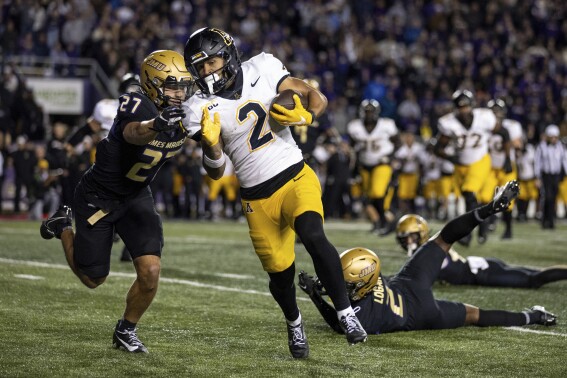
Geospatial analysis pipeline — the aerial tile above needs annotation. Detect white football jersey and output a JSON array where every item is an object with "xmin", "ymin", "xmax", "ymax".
[
  {"xmin": 395, "ymin": 141, "xmax": 425, "ymax": 174},
  {"xmin": 420, "ymin": 151, "xmax": 442, "ymax": 182},
  {"xmin": 488, "ymin": 118, "xmax": 523, "ymax": 168},
  {"xmin": 181, "ymin": 53, "xmax": 303, "ymax": 188},
  {"xmin": 347, "ymin": 118, "xmax": 398, "ymax": 166},
  {"xmin": 92, "ymin": 98, "xmax": 119, "ymax": 131},
  {"xmin": 516, "ymin": 143, "xmax": 536, "ymax": 180},
  {"xmin": 437, "ymin": 108, "xmax": 496, "ymax": 165}
]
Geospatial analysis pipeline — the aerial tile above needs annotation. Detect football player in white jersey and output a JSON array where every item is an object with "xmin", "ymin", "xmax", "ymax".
[
  {"xmin": 347, "ymin": 99, "xmax": 399, "ymax": 235},
  {"xmin": 181, "ymin": 27, "xmax": 367, "ymax": 358},
  {"xmin": 434, "ymin": 89, "xmax": 507, "ymax": 245},
  {"xmin": 479, "ymin": 99, "xmax": 524, "ymax": 239},
  {"xmin": 394, "ymin": 131, "xmax": 425, "ymax": 214}
]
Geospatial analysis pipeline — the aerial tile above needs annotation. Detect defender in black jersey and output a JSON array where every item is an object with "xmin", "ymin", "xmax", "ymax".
[
  {"xmin": 40, "ymin": 50, "xmax": 196, "ymax": 353},
  {"xmin": 300, "ymin": 181, "xmax": 557, "ymax": 334},
  {"xmin": 396, "ymin": 214, "xmax": 567, "ymax": 288}
]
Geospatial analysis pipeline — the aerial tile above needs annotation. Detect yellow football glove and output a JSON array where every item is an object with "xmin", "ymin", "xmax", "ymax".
[
  {"xmin": 200, "ymin": 107, "xmax": 221, "ymax": 147},
  {"xmin": 270, "ymin": 94, "xmax": 315, "ymax": 126}
]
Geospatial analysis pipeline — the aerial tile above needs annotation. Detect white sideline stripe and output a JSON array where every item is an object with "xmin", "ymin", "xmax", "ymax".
[
  {"xmin": 0, "ymin": 257, "xmax": 254, "ymax": 280},
  {"xmin": 505, "ymin": 326, "xmax": 567, "ymax": 337},
  {"xmin": 0, "ymin": 258, "xmax": 310, "ymax": 302},
  {"xmin": 14, "ymin": 274, "xmax": 44, "ymax": 280}
]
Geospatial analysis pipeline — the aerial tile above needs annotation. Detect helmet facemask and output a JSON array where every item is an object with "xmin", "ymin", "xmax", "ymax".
[
  {"xmin": 396, "ymin": 232, "xmax": 421, "ymax": 257},
  {"xmin": 192, "ymin": 52, "xmax": 237, "ymax": 95},
  {"xmin": 359, "ymin": 99, "xmax": 380, "ymax": 125},
  {"xmin": 149, "ymin": 75, "xmax": 194, "ymax": 107},
  {"xmin": 395, "ymin": 214, "xmax": 430, "ymax": 257}
]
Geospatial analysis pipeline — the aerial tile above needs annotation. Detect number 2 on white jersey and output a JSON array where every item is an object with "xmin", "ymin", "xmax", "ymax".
[{"xmin": 238, "ymin": 101, "xmax": 274, "ymax": 151}]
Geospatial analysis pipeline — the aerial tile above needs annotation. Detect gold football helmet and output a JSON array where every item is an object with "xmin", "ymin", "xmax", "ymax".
[
  {"xmin": 140, "ymin": 50, "xmax": 194, "ymax": 107},
  {"xmin": 340, "ymin": 247, "xmax": 381, "ymax": 301},
  {"xmin": 395, "ymin": 214, "xmax": 430, "ymax": 256}
]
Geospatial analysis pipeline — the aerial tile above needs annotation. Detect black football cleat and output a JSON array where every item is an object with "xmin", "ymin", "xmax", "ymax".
[
  {"xmin": 113, "ymin": 323, "xmax": 148, "ymax": 353},
  {"xmin": 287, "ymin": 321, "xmax": 309, "ymax": 358},
  {"xmin": 40, "ymin": 206, "xmax": 73, "ymax": 240},
  {"xmin": 529, "ymin": 306, "xmax": 557, "ymax": 326},
  {"xmin": 491, "ymin": 180, "xmax": 519, "ymax": 214},
  {"xmin": 339, "ymin": 313, "xmax": 367, "ymax": 345}
]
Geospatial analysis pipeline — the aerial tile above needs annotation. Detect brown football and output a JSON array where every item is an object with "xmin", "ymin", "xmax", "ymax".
[{"xmin": 271, "ymin": 89, "xmax": 309, "ymax": 112}]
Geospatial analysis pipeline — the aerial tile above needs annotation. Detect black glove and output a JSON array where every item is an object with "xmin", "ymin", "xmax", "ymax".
[
  {"xmin": 298, "ymin": 271, "xmax": 325, "ymax": 296},
  {"xmin": 503, "ymin": 157, "xmax": 513, "ymax": 174},
  {"xmin": 151, "ymin": 106, "xmax": 186, "ymax": 132}
]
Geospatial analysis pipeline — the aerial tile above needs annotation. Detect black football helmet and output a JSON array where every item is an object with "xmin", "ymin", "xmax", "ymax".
[
  {"xmin": 488, "ymin": 98, "xmax": 507, "ymax": 118},
  {"xmin": 359, "ymin": 99, "xmax": 381, "ymax": 123},
  {"xmin": 452, "ymin": 89, "xmax": 474, "ymax": 108},
  {"xmin": 184, "ymin": 27, "xmax": 241, "ymax": 95},
  {"xmin": 119, "ymin": 72, "xmax": 141, "ymax": 94}
]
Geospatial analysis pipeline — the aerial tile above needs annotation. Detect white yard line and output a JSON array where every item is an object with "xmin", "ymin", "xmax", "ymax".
[
  {"xmin": 3, "ymin": 257, "xmax": 567, "ymax": 325},
  {"xmin": 504, "ymin": 326, "xmax": 567, "ymax": 337},
  {"xmin": 0, "ymin": 257, "xmax": 308, "ymax": 302}
]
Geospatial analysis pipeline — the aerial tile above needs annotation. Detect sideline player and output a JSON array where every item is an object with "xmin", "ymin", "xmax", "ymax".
[
  {"xmin": 300, "ymin": 181, "xmax": 558, "ymax": 334},
  {"xmin": 182, "ymin": 27, "xmax": 366, "ymax": 358},
  {"xmin": 40, "ymin": 50, "xmax": 195, "ymax": 353}
]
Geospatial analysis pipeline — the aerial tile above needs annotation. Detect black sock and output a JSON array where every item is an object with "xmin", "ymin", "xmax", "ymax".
[
  {"xmin": 532, "ymin": 267, "xmax": 567, "ymax": 288},
  {"xmin": 372, "ymin": 198, "xmax": 386, "ymax": 227},
  {"xmin": 268, "ymin": 263, "xmax": 299, "ymax": 322},
  {"xmin": 118, "ymin": 318, "xmax": 137, "ymax": 330},
  {"xmin": 477, "ymin": 309, "xmax": 528, "ymax": 327},
  {"xmin": 295, "ymin": 211, "xmax": 351, "ymax": 311},
  {"xmin": 439, "ymin": 211, "xmax": 480, "ymax": 244},
  {"xmin": 503, "ymin": 211, "xmax": 512, "ymax": 232}
]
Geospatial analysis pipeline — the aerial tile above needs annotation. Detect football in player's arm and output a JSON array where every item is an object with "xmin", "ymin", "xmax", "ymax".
[
  {"xmin": 300, "ymin": 181, "xmax": 557, "ymax": 334},
  {"xmin": 40, "ymin": 50, "xmax": 196, "ymax": 354},
  {"xmin": 182, "ymin": 27, "xmax": 367, "ymax": 359}
]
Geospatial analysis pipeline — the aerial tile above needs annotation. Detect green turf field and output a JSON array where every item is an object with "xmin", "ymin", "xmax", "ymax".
[{"xmin": 1, "ymin": 218, "xmax": 565, "ymax": 377}]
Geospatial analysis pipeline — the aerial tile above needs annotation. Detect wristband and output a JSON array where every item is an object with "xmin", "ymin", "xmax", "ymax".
[{"xmin": 203, "ymin": 151, "xmax": 226, "ymax": 168}]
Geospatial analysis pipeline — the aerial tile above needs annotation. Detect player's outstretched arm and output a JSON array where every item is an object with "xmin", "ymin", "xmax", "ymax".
[
  {"xmin": 125, "ymin": 106, "xmax": 186, "ymax": 145},
  {"xmin": 298, "ymin": 271, "xmax": 343, "ymax": 334}
]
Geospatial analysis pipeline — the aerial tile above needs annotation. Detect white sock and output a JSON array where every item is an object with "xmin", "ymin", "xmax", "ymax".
[
  {"xmin": 286, "ymin": 313, "xmax": 302, "ymax": 327},
  {"xmin": 336, "ymin": 307, "xmax": 355, "ymax": 321}
]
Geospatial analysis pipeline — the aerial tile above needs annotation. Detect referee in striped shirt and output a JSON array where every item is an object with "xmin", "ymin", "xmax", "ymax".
[{"xmin": 535, "ymin": 124, "xmax": 567, "ymax": 229}]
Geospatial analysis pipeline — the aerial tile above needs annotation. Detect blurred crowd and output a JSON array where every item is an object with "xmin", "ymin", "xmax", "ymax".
[{"xmin": 1, "ymin": 0, "xmax": 567, "ymax": 227}]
